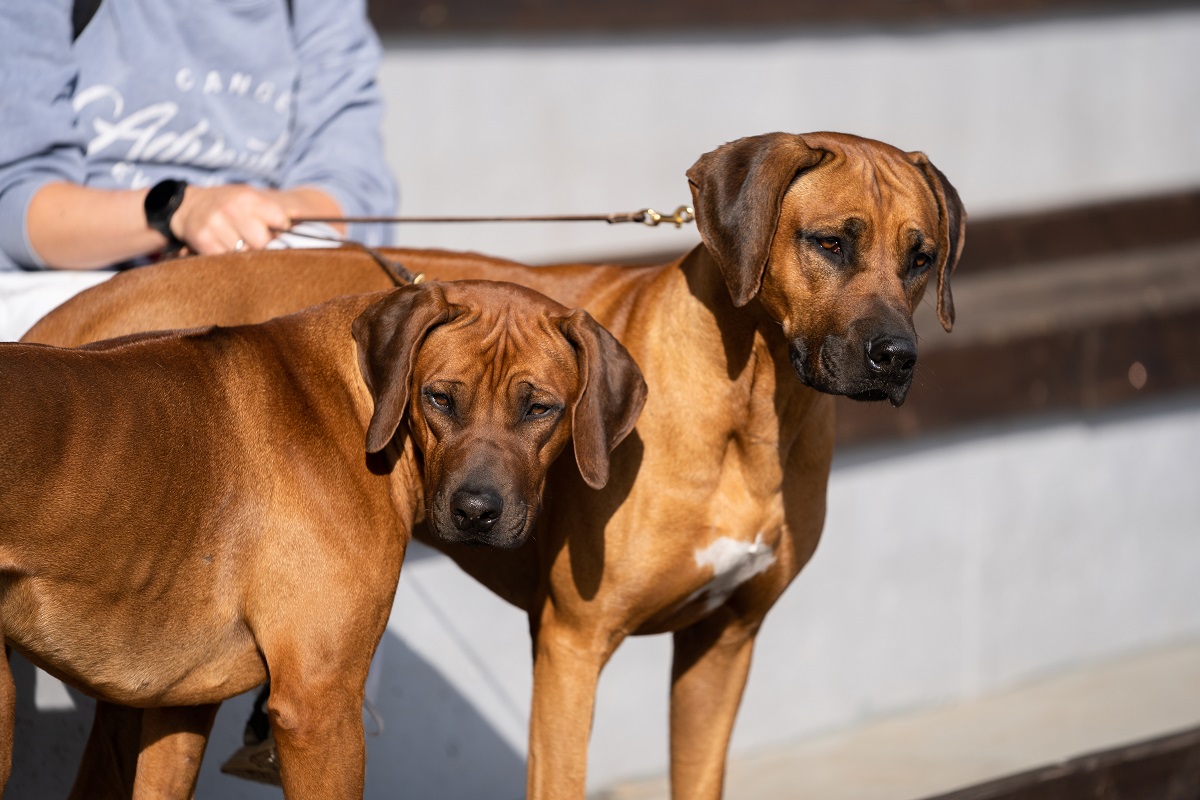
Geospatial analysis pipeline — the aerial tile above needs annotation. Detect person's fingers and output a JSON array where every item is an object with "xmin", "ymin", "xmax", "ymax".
[
  {"xmin": 233, "ymin": 214, "xmax": 277, "ymax": 251},
  {"xmin": 173, "ymin": 185, "xmax": 292, "ymax": 253},
  {"xmin": 187, "ymin": 213, "xmax": 240, "ymax": 256}
]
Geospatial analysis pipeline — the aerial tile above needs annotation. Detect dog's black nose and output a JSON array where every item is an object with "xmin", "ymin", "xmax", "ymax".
[
  {"xmin": 451, "ymin": 487, "xmax": 503, "ymax": 533},
  {"xmin": 866, "ymin": 335, "xmax": 917, "ymax": 379}
]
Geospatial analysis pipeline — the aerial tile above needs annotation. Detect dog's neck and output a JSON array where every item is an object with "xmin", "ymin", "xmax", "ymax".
[
  {"xmin": 676, "ymin": 245, "xmax": 768, "ymax": 371},
  {"xmin": 673, "ymin": 245, "xmax": 829, "ymax": 445},
  {"xmin": 675, "ymin": 245, "xmax": 791, "ymax": 377}
]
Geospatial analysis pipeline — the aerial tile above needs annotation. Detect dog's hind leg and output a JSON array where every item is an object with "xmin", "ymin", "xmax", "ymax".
[
  {"xmin": 668, "ymin": 612, "xmax": 757, "ymax": 800},
  {"xmin": 69, "ymin": 701, "xmax": 142, "ymax": 800},
  {"xmin": 131, "ymin": 704, "xmax": 219, "ymax": 800},
  {"xmin": 0, "ymin": 644, "xmax": 14, "ymax": 792}
]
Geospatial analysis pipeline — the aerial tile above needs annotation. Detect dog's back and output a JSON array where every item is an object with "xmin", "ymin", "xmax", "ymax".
[
  {"xmin": 2, "ymin": 336, "xmax": 236, "ymax": 538},
  {"xmin": 5, "ymin": 293, "xmax": 382, "ymax": 532},
  {"xmin": 24, "ymin": 248, "xmax": 510, "ymax": 347}
]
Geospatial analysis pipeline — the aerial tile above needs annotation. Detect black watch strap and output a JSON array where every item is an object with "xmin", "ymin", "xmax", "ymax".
[{"xmin": 144, "ymin": 179, "xmax": 188, "ymax": 252}]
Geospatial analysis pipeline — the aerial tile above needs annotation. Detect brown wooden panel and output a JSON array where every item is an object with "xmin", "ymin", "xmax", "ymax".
[
  {"xmin": 959, "ymin": 189, "xmax": 1200, "ymax": 275},
  {"xmin": 835, "ymin": 304, "xmax": 1200, "ymax": 445},
  {"xmin": 918, "ymin": 725, "xmax": 1200, "ymax": 800},
  {"xmin": 368, "ymin": 0, "xmax": 1196, "ymax": 35}
]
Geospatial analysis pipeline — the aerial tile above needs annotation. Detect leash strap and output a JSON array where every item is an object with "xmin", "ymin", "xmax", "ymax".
[
  {"xmin": 292, "ymin": 205, "xmax": 696, "ymax": 229},
  {"xmin": 270, "ymin": 204, "xmax": 694, "ymax": 286}
]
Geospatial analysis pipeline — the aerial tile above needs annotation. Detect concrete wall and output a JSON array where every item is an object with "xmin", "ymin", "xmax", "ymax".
[{"xmin": 8, "ymin": 7, "xmax": 1200, "ymax": 798}]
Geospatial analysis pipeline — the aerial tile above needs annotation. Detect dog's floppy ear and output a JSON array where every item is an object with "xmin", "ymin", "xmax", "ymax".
[
  {"xmin": 909, "ymin": 152, "xmax": 967, "ymax": 332},
  {"xmin": 558, "ymin": 309, "xmax": 648, "ymax": 490},
  {"xmin": 687, "ymin": 132, "xmax": 828, "ymax": 307},
  {"xmin": 352, "ymin": 283, "xmax": 459, "ymax": 453}
]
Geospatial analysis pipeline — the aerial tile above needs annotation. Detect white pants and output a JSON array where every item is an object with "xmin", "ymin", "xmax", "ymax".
[{"xmin": 0, "ymin": 270, "xmax": 114, "ymax": 342}]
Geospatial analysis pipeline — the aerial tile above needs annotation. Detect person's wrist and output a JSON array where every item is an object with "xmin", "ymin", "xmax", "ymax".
[{"xmin": 144, "ymin": 179, "xmax": 188, "ymax": 252}]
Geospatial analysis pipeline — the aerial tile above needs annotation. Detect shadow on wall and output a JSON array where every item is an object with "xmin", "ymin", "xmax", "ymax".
[{"xmin": 7, "ymin": 628, "xmax": 526, "ymax": 800}]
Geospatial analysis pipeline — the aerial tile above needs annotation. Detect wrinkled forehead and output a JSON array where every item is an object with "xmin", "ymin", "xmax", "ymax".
[
  {"xmin": 413, "ymin": 308, "xmax": 579, "ymax": 394},
  {"xmin": 786, "ymin": 145, "xmax": 939, "ymax": 237}
]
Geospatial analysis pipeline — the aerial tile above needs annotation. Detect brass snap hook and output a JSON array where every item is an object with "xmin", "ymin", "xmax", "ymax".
[{"xmin": 639, "ymin": 205, "xmax": 696, "ymax": 228}]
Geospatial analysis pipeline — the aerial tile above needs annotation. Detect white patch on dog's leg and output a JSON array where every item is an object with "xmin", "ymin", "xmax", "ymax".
[{"xmin": 688, "ymin": 533, "xmax": 777, "ymax": 613}]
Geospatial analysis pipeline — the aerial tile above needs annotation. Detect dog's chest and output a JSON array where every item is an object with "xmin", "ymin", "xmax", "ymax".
[
  {"xmin": 636, "ymin": 522, "xmax": 782, "ymax": 634},
  {"xmin": 662, "ymin": 425, "xmax": 787, "ymax": 622},
  {"xmin": 632, "ymin": 340, "xmax": 804, "ymax": 631}
]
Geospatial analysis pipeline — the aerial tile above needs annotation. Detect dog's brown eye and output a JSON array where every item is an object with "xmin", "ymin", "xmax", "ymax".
[
  {"xmin": 525, "ymin": 401, "xmax": 562, "ymax": 422},
  {"xmin": 427, "ymin": 391, "xmax": 452, "ymax": 409},
  {"xmin": 818, "ymin": 237, "xmax": 842, "ymax": 255},
  {"xmin": 912, "ymin": 253, "xmax": 932, "ymax": 272}
]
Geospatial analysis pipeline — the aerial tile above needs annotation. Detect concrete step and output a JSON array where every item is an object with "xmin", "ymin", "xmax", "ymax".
[{"xmin": 600, "ymin": 639, "xmax": 1200, "ymax": 800}]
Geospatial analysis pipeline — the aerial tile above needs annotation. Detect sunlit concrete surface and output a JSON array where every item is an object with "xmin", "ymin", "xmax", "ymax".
[{"xmin": 601, "ymin": 639, "xmax": 1200, "ymax": 800}]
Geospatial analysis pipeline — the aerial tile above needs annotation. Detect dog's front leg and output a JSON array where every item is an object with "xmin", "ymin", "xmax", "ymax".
[
  {"xmin": 526, "ymin": 611, "xmax": 626, "ymax": 800},
  {"xmin": 668, "ymin": 611, "xmax": 758, "ymax": 800},
  {"xmin": 131, "ymin": 704, "xmax": 219, "ymax": 799},
  {"xmin": 267, "ymin": 665, "xmax": 369, "ymax": 799}
]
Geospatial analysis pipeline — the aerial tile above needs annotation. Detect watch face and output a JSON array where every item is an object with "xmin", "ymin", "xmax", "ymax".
[{"xmin": 145, "ymin": 179, "xmax": 186, "ymax": 222}]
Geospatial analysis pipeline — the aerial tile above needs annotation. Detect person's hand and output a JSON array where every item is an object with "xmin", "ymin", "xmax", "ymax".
[{"xmin": 170, "ymin": 184, "xmax": 292, "ymax": 255}]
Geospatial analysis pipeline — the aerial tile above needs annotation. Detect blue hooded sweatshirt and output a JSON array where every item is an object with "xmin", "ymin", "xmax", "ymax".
[{"xmin": 0, "ymin": 0, "xmax": 397, "ymax": 269}]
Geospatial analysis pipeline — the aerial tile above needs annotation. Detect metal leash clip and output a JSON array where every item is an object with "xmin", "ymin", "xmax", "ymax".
[{"xmin": 638, "ymin": 205, "xmax": 696, "ymax": 228}]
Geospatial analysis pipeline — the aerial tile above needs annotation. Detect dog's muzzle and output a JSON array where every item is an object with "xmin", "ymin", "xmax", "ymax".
[
  {"xmin": 428, "ymin": 481, "xmax": 535, "ymax": 550},
  {"xmin": 789, "ymin": 328, "xmax": 917, "ymax": 407}
]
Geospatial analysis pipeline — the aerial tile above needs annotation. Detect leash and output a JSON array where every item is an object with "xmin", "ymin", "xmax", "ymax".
[{"xmin": 291, "ymin": 205, "xmax": 697, "ymax": 229}]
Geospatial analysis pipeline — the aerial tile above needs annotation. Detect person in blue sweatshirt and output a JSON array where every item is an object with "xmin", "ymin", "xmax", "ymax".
[{"xmin": 0, "ymin": 0, "xmax": 396, "ymax": 272}]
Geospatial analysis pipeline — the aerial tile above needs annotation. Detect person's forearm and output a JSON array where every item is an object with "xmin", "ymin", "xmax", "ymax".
[
  {"xmin": 27, "ymin": 182, "xmax": 165, "ymax": 270},
  {"xmin": 26, "ymin": 182, "xmax": 345, "ymax": 270}
]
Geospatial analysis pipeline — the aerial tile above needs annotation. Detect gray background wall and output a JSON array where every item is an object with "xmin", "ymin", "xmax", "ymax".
[
  {"xmin": 378, "ymin": 8, "xmax": 1200, "ymax": 264},
  {"xmin": 9, "ymin": 6, "xmax": 1200, "ymax": 798}
]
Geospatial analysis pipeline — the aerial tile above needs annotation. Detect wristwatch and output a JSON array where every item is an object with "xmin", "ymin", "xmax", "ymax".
[{"xmin": 143, "ymin": 179, "xmax": 188, "ymax": 252}]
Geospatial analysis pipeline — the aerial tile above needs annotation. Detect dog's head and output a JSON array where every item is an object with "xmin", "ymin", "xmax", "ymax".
[
  {"xmin": 352, "ymin": 280, "xmax": 646, "ymax": 549},
  {"xmin": 687, "ymin": 131, "xmax": 966, "ymax": 406}
]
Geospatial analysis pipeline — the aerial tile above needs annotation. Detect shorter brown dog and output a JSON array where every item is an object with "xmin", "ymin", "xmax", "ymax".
[{"xmin": 0, "ymin": 280, "xmax": 645, "ymax": 798}]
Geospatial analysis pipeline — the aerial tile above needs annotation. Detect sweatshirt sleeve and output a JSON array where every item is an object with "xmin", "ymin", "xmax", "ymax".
[
  {"xmin": 282, "ymin": 0, "xmax": 397, "ymax": 246},
  {"xmin": 0, "ymin": 0, "xmax": 88, "ymax": 269}
]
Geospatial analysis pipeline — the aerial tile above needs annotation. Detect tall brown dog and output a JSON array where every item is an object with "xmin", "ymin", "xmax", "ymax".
[
  {"xmin": 4, "ymin": 280, "xmax": 645, "ymax": 798},
  {"xmin": 27, "ymin": 131, "xmax": 965, "ymax": 799}
]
